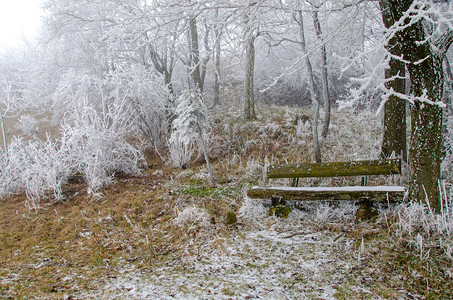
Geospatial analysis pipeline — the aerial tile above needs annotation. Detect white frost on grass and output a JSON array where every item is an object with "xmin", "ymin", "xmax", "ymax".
[
  {"xmin": 75, "ymin": 200, "xmax": 382, "ymax": 299},
  {"xmin": 80, "ymin": 224, "xmax": 361, "ymax": 299},
  {"xmin": 238, "ymin": 195, "xmax": 268, "ymax": 219},
  {"xmin": 173, "ymin": 205, "xmax": 210, "ymax": 228}
]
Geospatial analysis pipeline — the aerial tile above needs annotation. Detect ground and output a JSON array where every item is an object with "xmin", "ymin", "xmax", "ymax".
[{"xmin": 1, "ymin": 107, "xmax": 452, "ymax": 299}]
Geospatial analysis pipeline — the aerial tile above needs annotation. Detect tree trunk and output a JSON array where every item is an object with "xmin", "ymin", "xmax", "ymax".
[
  {"xmin": 197, "ymin": 125, "xmax": 215, "ymax": 184},
  {"xmin": 189, "ymin": 17, "xmax": 203, "ymax": 92},
  {"xmin": 409, "ymin": 102, "xmax": 443, "ymax": 210},
  {"xmin": 213, "ymin": 8, "xmax": 221, "ymax": 107},
  {"xmin": 0, "ymin": 111, "xmax": 7, "ymax": 157},
  {"xmin": 399, "ymin": 3, "xmax": 449, "ymax": 210},
  {"xmin": 444, "ymin": 57, "xmax": 453, "ymax": 114},
  {"xmin": 406, "ymin": 43, "xmax": 445, "ymax": 211},
  {"xmin": 381, "ymin": 58, "xmax": 407, "ymax": 161},
  {"xmin": 312, "ymin": 11, "xmax": 331, "ymax": 139},
  {"xmin": 377, "ymin": 0, "xmax": 453, "ymax": 210},
  {"xmin": 297, "ymin": 10, "xmax": 321, "ymax": 163},
  {"xmin": 244, "ymin": 5, "xmax": 256, "ymax": 120},
  {"xmin": 379, "ymin": 0, "xmax": 407, "ymax": 162}
]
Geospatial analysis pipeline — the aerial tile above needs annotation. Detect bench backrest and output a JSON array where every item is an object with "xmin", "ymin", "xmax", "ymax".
[{"xmin": 267, "ymin": 159, "xmax": 401, "ymax": 179}]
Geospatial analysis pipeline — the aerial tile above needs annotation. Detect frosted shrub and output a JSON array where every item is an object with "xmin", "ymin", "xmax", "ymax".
[
  {"xmin": 168, "ymin": 90, "xmax": 214, "ymax": 181},
  {"xmin": 109, "ymin": 65, "xmax": 171, "ymax": 146},
  {"xmin": 0, "ymin": 137, "xmax": 69, "ymax": 208},
  {"xmin": 61, "ymin": 106, "xmax": 144, "ymax": 193},
  {"xmin": 168, "ymin": 137, "xmax": 196, "ymax": 169},
  {"xmin": 0, "ymin": 106, "xmax": 144, "ymax": 205},
  {"xmin": 15, "ymin": 114, "xmax": 38, "ymax": 136}
]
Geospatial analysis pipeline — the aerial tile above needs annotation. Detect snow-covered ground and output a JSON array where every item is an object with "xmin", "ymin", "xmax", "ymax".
[
  {"xmin": 82, "ymin": 227, "xmax": 357, "ymax": 299},
  {"xmin": 75, "ymin": 201, "xmax": 400, "ymax": 299}
]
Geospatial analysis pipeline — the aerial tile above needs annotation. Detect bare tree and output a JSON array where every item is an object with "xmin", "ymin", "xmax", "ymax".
[
  {"xmin": 295, "ymin": 9, "xmax": 322, "ymax": 163},
  {"xmin": 213, "ymin": 8, "xmax": 222, "ymax": 107},
  {"xmin": 243, "ymin": 0, "xmax": 259, "ymax": 120},
  {"xmin": 310, "ymin": 6, "xmax": 331, "ymax": 138}
]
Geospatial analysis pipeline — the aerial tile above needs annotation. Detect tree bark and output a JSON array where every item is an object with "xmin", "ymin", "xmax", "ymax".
[
  {"xmin": 312, "ymin": 11, "xmax": 331, "ymax": 139},
  {"xmin": 444, "ymin": 57, "xmax": 453, "ymax": 114},
  {"xmin": 213, "ymin": 8, "xmax": 221, "ymax": 107},
  {"xmin": 296, "ymin": 10, "xmax": 321, "ymax": 163},
  {"xmin": 379, "ymin": 0, "xmax": 407, "ymax": 162},
  {"xmin": 0, "ymin": 111, "xmax": 7, "ymax": 157},
  {"xmin": 244, "ymin": 1, "xmax": 257, "ymax": 120},
  {"xmin": 189, "ymin": 17, "xmax": 203, "ymax": 92},
  {"xmin": 379, "ymin": 0, "xmax": 453, "ymax": 210},
  {"xmin": 381, "ymin": 59, "xmax": 407, "ymax": 161}
]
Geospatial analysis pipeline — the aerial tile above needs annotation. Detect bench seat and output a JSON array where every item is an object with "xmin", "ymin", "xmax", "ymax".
[{"xmin": 248, "ymin": 185, "xmax": 406, "ymax": 202}]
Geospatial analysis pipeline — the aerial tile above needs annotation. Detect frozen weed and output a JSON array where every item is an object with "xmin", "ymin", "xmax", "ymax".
[
  {"xmin": 173, "ymin": 205, "xmax": 210, "ymax": 230},
  {"xmin": 393, "ymin": 183, "xmax": 453, "ymax": 260},
  {"xmin": 244, "ymin": 157, "xmax": 264, "ymax": 179},
  {"xmin": 239, "ymin": 194, "xmax": 268, "ymax": 220}
]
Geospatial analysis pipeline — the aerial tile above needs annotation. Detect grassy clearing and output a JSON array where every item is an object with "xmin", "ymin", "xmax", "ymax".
[{"xmin": 1, "ymin": 106, "xmax": 452, "ymax": 299}]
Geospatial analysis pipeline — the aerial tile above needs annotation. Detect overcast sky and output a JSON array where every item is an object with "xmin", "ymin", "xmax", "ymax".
[{"xmin": 0, "ymin": 0, "xmax": 44, "ymax": 51}]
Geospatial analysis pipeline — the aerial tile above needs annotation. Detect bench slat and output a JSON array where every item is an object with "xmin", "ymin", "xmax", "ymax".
[
  {"xmin": 268, "ymin": 159, "xmax": 401, "ymax": 179},
  {"xmin": 247, "ymin": 186, "xmax": 406, "ymax": 202}
]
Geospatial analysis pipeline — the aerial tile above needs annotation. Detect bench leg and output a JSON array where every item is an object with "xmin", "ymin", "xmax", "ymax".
[{"xmin": 355, "ymin": 199, "xmax": 378, "ymax": 222}]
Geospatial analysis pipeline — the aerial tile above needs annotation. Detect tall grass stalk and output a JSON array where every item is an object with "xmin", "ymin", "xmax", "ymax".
[{"xmin": 395, "ymin": 181, "xmax": 453, "ymax": 260}]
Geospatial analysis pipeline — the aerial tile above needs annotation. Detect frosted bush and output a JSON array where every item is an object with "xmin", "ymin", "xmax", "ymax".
[
  {"xmin": 168, "ymin": 137, "xmax": 196, "ymax": 169},
  {"xmin": 0, "ymin": 137, "xmax": 69, "ymax": 208},
  {"xmin": 0, "ymin": 106, "xmax": 144, "ymax": 205},
  {"xmin": 54, "ymin": 67, "xmax": 171, "ymax": 147},
  {"xmin": 168, "ymin": 90, "xmax": 211, "ymax": 170},
  {"xmin": 15, "ymin": 114, "xmax": 38, "ymax": 136},
  {"xmin": 108, "ymin": 65, "xmax": 171, "ymax": 145},
  {"xmin": 60, "ymin": 106, "xmax": 144, "ymax": 193}
]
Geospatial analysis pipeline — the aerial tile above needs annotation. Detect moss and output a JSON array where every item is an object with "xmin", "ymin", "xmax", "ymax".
[
  {"xmin": 268, "ymin": 205, "xmax": 292, "ymax": 218},
  {"xmin": 355, "ymin": 204, "xmax": 379, "ymax": 222},
  {"xmin": 225, "ymin": 211, "xmax": 237, "ymax": 225}
]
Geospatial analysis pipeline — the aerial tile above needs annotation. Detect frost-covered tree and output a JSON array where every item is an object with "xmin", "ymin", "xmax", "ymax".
[
  {"xmin": 342, "ymin": 0, "xmax": 453, "ymax": 210},
  {"xmin": 169, "ymin": 89, "xmax": 214, "ymax": 182},
  {"xmin": 380, "ymin": 0, "xmax": 407, "ymax": 162},
  {"xmin": 294, "ymin": 8, "xmax": 322, "ymax": 162}
]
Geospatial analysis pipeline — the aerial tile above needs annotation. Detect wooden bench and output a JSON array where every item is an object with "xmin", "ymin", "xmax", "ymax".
[{"xmin": 247, "ymin": 159, "xmax": 406, "ymax": 219}]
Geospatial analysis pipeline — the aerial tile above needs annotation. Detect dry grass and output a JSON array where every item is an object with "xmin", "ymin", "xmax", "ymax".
[{"xmin": 1, "ymin": 106, "xmax": 452, "ymax": 298}]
